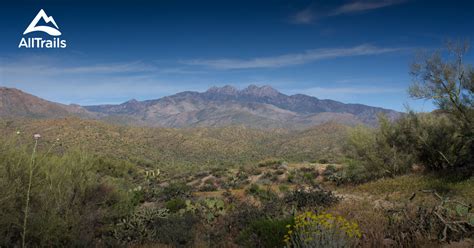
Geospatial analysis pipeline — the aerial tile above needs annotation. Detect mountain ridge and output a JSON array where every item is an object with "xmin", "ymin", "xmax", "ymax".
[
  {"xmin": 0, "ymin": 87, "xmax": 93, "ymax": 118},
  {"xmin": 1, "ymin": 85, "xmax": 401, "ymax": 128}
]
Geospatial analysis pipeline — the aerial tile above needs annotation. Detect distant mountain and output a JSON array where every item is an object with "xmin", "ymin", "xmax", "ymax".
[
  {"xmin": 0, "ymin": 85, "xmax": 400, "ymax": 128},
  {"xmin": 0, "ymin": 87, "xmax": 93, "ymax": 119},
  {"xmin": 84, "ymin": 85, "xmax": 401, "ymax": 128}
]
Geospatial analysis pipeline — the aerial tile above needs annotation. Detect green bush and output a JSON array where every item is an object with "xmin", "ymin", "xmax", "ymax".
[
  {"xmin": 348, "ymin": 112, "xmax": 473, "ymax": 180},
  {"xmin": 258, "ymin": 158, "xmax": 284, "ymax": 168},
  {"xmin": 237, "ymin": 217, "xmax": 294, "ymax": 248},
  {"xmin": 246, "ymin": 184, "xmax": 278, "ymax": 202},
  {"xmin": 0, "ymin": 141, "xmax": 133, "ymax": 247},
  {"xmin": 152, "ymin": 213, "xmax": 197, "ymax": 247},
  {"xmin": 345, "ymin": 115, "xmax": 415, "ymax": 181},
  {"xmin": 160, "ymin": 182, "xmax": 192, "ymax": 201},
  {"xmin": 399, "ymin": 113, "xmax": 473, "ymax": 173},
  {"xmin": 323, "ymin": 164, "xmax": 337, "ymax": 175},
  {"xmin": 113, "ymin": 206, "xmax": 169, "ymax": 244},
  {"xmin": 284, "ymin": 188, "xmax": 339, "ymax": 210},
  {"xmin": 114, "ymin": 207, "xmax": 197, "ymax": 247},
  {"xmin": 278, "ymin": 184, "xmax": 290, "ymax": 193},
  {"xmin": 328, "ymin": 159, "xmax": 377, "ymax": 185},
  {"xmin": 165, "ymin": 198, "xmax": 187, "ymax": 213},
  {"xmin": 318, "ymin": 158, "xmax": 329, "ymax": 164}
]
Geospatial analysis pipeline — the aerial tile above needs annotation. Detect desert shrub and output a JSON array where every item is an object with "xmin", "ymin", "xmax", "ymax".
[
  {"xmin": 302, "ymin": 172, "xmax": 316, "ymax": 185},
  {"xmin": 114, "ymin": 207, "xmax": 197, "ymax": 247},
  {"xmin": 278, "ymin": 184, "xmax": 290, "ymax": 193},
  {"xmin": 199, "ymin": 177, "xmax": 219, "ymax": 191},
  {"xmin": 286, "ymin": 168, "xmax": 318, "ymax": 186},
  {"xmin": 330, "ymin": 160, "xmax": 373, "ymax": 184},
  {"xmin": 95, "ymin": 157, "xmax": 137, "ymax": 179},
  {"xmin": 113, "ymin": 206, "xmax": 169, "ymax": 244},
  {"xmin": 345, "ymin": 116, "xmax": 415, "ymax": 181},
  {"xmin": 323, "ymin": 164, "xmax": 337, "ymax": 177},
  {"xmin": 287, "ymin": 170, "xmax": 296, "ymax": 183},
  {"xmin": 210, "ymin": 167, "xmax": 228, "ymax": 178},
  {"xmin": 227, "ymin": 171, "xmax": 249, "ymax": 189},
  {"xmin": 397, "ymin": 113, "xmax": 473, "ymax": 174},
  {"xmin": 259, "ymin": 171, "xmax": 279, "ymax": 184},
  {"xmin": 195, "ymin": 170, "xmax": 210, "ymax": 178},
  {"xmin": 260, "ymin": 171, "xmax": 273, "ymax": 180},
  {"xmin": 284, "ymin": 188, "xmax": 339, "ymax": 210},
  {"xmin": 246, "ymin": 184, "xmax": 278, "ymax": 202},
  {"xmin": 160, "ymin": 182, "xmax": 192, "ymax": 201},
  {"xmin": 165, "ymin": 198, "xmax": 187, "ymax": 213},
  {"xmin": 258, "ymin": 158, "xmax": 284, "ymax": 168},
  {"xmin": 223, "ymin": 202, "xmax": 267, "ymax": 236},
  {"xmin": 346, "ymin": 111, "xmax": 473, "ymax": 182},
  {"xmin": 246, "ymin": 184, "xmax": 261, "ymax": 195},
  {"xmin": 180, "ymin": 198, "xmax": 227, "ymax": 225},
  {"xmin": 218, "ymin": 200, "xmax": 287, "ymax": 246},
  {"xmin": 200, "ymin": 183, "xmax": 219, "ymax": 192},
  {"xmin": 237, "ymin": 217, "xmax": 294, "ymax": 248},
  {"xmin": 249, "ymin": 167, "xmax": 263, "ymax": 175},
  {"xmin": 0, "ymin": 141, "xmax": 133, "ymax": 247},
  {"xmin": 275, "ymin": 169, "xmax": 286, "ymax": 175},
  {"xmin": 298, "ymin": 167, "xmax": 314, "ymax": 173},
  {"xmin": 284, "ymin": 212, "xmax": 361, "ymax": 248},
  {"xmin": 152, "ymin": 213, "xmax": 197, "ymax": 247},
  {"xmin": 354, "ymin": 112, "xmax": 472, "ymax": 178},
  {"xmin": 318, "ymin": 158, "xmax": 329, "ymax": 164}
]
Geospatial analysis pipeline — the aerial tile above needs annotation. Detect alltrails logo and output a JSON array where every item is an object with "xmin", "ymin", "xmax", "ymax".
[{"xmin": 19, "ymin": 9, "xmax": 67, "ymax": 48}]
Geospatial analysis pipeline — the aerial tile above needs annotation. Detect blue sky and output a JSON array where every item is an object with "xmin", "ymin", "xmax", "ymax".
[{"xmin": 1, "ymin": 0, "xmax": 473, "ymax": 111}]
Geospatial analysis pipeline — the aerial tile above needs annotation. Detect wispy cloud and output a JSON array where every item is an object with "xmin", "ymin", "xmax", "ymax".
[
  {"xmin": 59, "ymin": 61, "xmax": 155, "ymax": 74},
  {"xmin": 330, "ymin": 0, "xmax": 405, "ymax": 16},
  {"xmin": 1, "ymin": 60, "xmax": 155, "ymax": 75},
  {"xmin": 292, "ymin": 0, "xmax": 406, "ymax": 24},
  {"xmin": 292, "ymin": 6, "xmax": 315, "ymax": 24},
  {"xmin": 182, "ymin": 44, "xmax": 405, "ymax": 69},
  {"xmin": 300, "ymin": 86, "xmax": 403, "ymax": 95}
]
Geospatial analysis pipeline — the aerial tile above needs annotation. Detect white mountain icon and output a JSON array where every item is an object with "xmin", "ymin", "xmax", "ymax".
[{"xmin": 23, "ymin": 9, "xmax": 61, "ymax": 36}]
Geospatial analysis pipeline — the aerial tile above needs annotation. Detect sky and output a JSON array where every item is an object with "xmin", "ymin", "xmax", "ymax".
[{"xmin": 1, "ymin": 0, "xmax": 473, "ymax": 111}]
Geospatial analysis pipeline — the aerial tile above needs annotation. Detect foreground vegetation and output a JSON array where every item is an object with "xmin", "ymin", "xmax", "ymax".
[{"xmin": 0, "ymin": 133, "xmax": 472, "ymax": 247}]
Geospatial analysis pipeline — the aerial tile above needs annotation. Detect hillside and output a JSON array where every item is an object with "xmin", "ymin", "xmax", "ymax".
[
  {"xmin": 0, "ymin": 118, "xmax": 348, "ymax": 171},
  {"xmin": 0, "ymin": 87, "xmax": 94, "ymax": 119}
]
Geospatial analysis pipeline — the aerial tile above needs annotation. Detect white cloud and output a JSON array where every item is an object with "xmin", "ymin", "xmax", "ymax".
[
  {"xmin": 182, "ymin": 44, "xmax": 404, "ymax": 69},
  {"xmin": 302, "ymin": 86, "xmax": 403, "ymax": 95},
  {"xmin": 1, "ymin": 60, "xmax": 155, "ymax": 75},
  {"xmin": 330, "ymin": 0, "xmax": 405, "ymax": 16},
  {"xmin": 292, "ymin": 6, "xmax": 314, "ymax": 24},
  {"xmin": 292, "ymin": 0, "xmax": 406, "ymax": 24}
]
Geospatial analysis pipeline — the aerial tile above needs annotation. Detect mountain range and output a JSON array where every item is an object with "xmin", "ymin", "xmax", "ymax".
[{"xmin": 0, "ymin": 85, "xmax": 400, "ymax": 128}]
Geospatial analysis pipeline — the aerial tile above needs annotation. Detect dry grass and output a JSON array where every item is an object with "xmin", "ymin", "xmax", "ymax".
[{"xmin": 338, "ymin": 174, "xmax": 474, "ymax": 203}]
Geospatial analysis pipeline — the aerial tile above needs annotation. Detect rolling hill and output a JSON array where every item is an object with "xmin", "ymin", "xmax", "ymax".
[
  {"xmin": 0, "ymin": 117, "xmax": 348, "ymax": 171},
  {"xmin": 0, "ymin": 87, "xmax": 94, "ymax": 119}
]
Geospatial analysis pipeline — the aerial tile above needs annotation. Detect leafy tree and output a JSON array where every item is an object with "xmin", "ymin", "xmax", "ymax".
[
  {"xmin": 409, "ymin": 40, "xmax": 474, "ymax": 170},
  {"xmin": 410, "ymin": 40, "xmax": 474, "ymax": 125}
]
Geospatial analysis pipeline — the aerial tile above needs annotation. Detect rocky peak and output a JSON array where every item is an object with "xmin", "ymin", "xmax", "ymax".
[
  {"xmin": 123, "ymin": 99, "xmax": 139, "ymax": 105},
  {"xmin": 206, "ymin": 85, "xmax": 239, "ymax": 95},
  {"xmin": 240, "ymin": 84, "xmax": 280, "ymax": 97}
]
